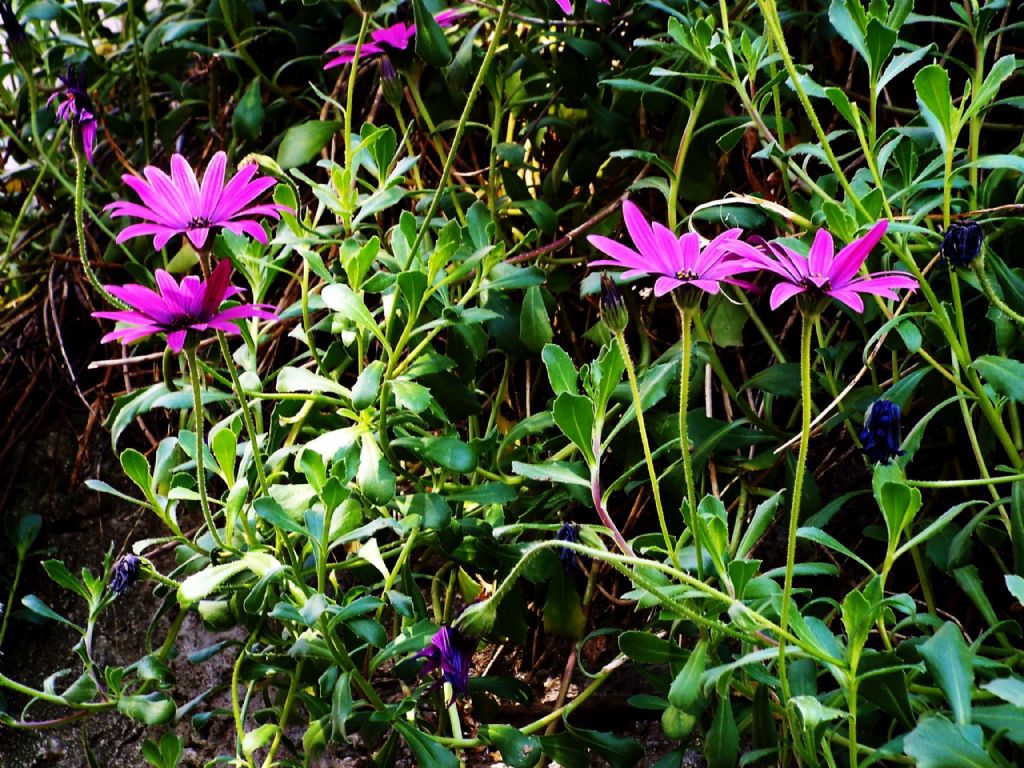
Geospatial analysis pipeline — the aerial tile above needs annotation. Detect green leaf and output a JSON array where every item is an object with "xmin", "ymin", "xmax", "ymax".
[
  {"xmin": 511, "ymin": 461, "xmax": 590, "ymax": 488},
  {"xmin": 1006, "ymin": 574, "xmax": 1024, "ymax": 605},
  {"xmin": 542, "ymin": 575, "xmax": 586, "ymax": 639},
  {"xmin": 22, "ymin": 594, "xmax": 81, "ymax": 630},
  {"xmin": 552, "ymin": 393, "xmax": 596, "ymax": 465},
  {"xmin": 876, "ymin": 479, "xmax": 922, "ymax": 548},
  {"xmin": 865, "ymin": 18, "xmax": 898, "ymax": 79},
  {"xmin": 981, "ymin": 676, "xmax": 1024, "ymax": 708},
  {"xmin": 242, "ymin": 724, "xmax": 277, "ymax": 757},
  {"xmin": 178, "ymin": 552, "xmax": 281, "ymax": 605},
  {"xmin": 42, "ymin": 559, "xmax": 88, "ymax": 599},
  {"xmin": 117, "ymin": 693, "xmax": 176, "ymax": 726},
  {"xmin": 797, "ymin": 526, "xmax": 875, "ymax": 573},
  {"xmin": 919, "ymin": 623, "xmax": 974, "ymax": 724},
  {"xmin": 563, "ymin": 723, "xmax": 644, "ymax": 768},
  {"xmin": 974, "ymin": 355, "xmax": 1024, "ymax": 401},
  {"xmin": 668, "ymin": 640, "xmax": 707, "ymax": 710},
  {"xmin": 705, "ymin": 695, "xmax": 739, "ymax": 768},
  {"xmin": 120, "ymin": 448, "xmax": 153, "ymax": 497},
  {"xmin": 828, "ymin": 0, "xmax": 868, "ymax": 64},
  {"xmin": 915, "ymin": 65, "xmax": 955, "ymax": 154},
  {"xmin": 543, "ymin": 344, "xmax": 578, "ymax": 396},
  {"xmin": 973, "ymin": 704, "xmax": 1024, "ymax": 744},
  {"xmin": 479, "ymin": 725, "xmax": 543, "ymax": 768},
  {"xmin": 412, "ymin": 0, "xmax": 452, "ymax": 66},
  {"xmin": 232, "ymin": 78, "xmax": 264, "ymax": 141},
  {"xmin": 394, "ymin": 720, "xmax": 460, "ymax": 768},
  {"xmin": 618, "ymin": 631, "xmax": 688, "ymax": 664},
  {"xmin": 322, "ymin": 284, "xmax": 387, "ymax": 346},
  {"xmin": 966, "ymin": 55, "xmax": 1017, "ymax": 119},
  {"xmin": 903, "ymin": 717, "xmax": 998, "ymax": 768},
  {"xmin": 520, "ymin": 286, "xmax": 553, "ymax": 353},
  {"xmin": 277, "ymin": 120, "xmax": 343, "ymax": 169},
  {"xmin": 352, "ymin": 360, "xmax": 385, "ymax": 411},
  {"xmin": 420, "ymin": 437, "xmax": 477, "ymax": 473}
]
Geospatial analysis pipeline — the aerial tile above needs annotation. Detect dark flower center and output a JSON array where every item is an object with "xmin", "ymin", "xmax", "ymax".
[
  {"xmin": 800, "ymin": 277, "xmax": 831, "ymax": 292},
  {"xmin": 676, "ymin": 269, "xmax": 699, "ymax": 281},
  {"xmin": 187, "ymin": 216, "xmax": 212, "ymax": 230}
]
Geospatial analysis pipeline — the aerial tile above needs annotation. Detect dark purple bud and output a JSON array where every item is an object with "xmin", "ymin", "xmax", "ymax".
[
  {"xmin": 111, "ymin": 554, "xmax": 141, "ymax": 596},
  {"xmin": 555, "ymin": 521, "xmax": 584, "ymax": 578},
  {"xmin": 859, "ymin": 399, "xmax": 904, "ymax": 465},
  {"xmin": 941, "ymin": 220, "xmax": 983, "ymax": 268},
  {"xmin": 416, "ymin": 625, "xmax": 474, "ymax": 697},
  {"xmin": 600, "ymin": 274, "xmax": 628, "ymax": 333},
  {"xmin": 379, "ymin": 56, "xmax": 403, "ymax": 108},
  {"xmin": 1, "ymin": 1, "xmax": 30, "ymax": 64},
  {"xmin": 49, "ymin": 65, "xmax": 99, "ymax": 164}
]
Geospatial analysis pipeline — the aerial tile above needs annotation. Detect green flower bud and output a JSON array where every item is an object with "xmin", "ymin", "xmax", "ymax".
[
  {"xmin": 600, "ymin": 275, "xmax": 628, "ymax": 333},
  {"xmin": 454, "ymin": 598, "xmax": 497, "ymax": 639}
]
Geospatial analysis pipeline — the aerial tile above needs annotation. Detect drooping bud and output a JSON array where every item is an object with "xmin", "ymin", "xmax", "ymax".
[
  {"xmin": 859, "ymin": 399, "xmax": 904, "ymax": 465},
  {"xmin": 110, "ymin": 554, "xmax": 141, "ymax": 596},
  {"xmin": 379, "ymin": 56, "xmax": 403, "ymax": 108},
  {"xmin": 941, "ymin": 220, "xmax": 983, "ymax": 268},
  {"xmin": 48, "ymin": 65, "xmax": 99, "ymax": 164},
  {"xmin": 1, "ymin": 1, "xmax": 30, "ymax": 65},
  {"xmin": 600, "ymin": 275, "xmax": 628, "ymax": 333}
]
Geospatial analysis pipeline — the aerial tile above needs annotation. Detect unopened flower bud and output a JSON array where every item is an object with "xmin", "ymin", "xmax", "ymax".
[
  {"xmin": 859, "ymin": 399, "xmax": 904, "ymax": 465},
  {"xmin": 380, "ymin": 57, "xmax": 403, "ymax": 108},
  {"xmin": 111, "ymin": 554, "xmax": 141, "ymax": 596},
  {"xmin": 942, "ymin": 220, "xmax": 983, "ymax": 268},
  {"xmin": 600, "ymin": 275, "xmax": 628, "ymax": 333},
  {"xmin": 1, "ymin": 2, "xmax": 31, "ymax": 65}
]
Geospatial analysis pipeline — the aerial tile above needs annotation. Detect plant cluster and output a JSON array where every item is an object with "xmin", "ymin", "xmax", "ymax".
[{"xmin": 2, "ymin": 1, "xmax": 1024, "ymax": 767}]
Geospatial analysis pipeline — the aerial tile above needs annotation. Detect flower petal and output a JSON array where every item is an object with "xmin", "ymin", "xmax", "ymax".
[
  {"xmin": 200, "ymin": 151, "xmax": 227, "ymax": 218},
  {"xmin": 830, "ymin": 220, "xmax": 890, "ymax": 287},
  {"xmin": 769, "ymin": 281, "xmax": 805, "ymax": 310},
  {"xmin": 808, "ymin": 227, "xmax": 835, "ymax": 277}
]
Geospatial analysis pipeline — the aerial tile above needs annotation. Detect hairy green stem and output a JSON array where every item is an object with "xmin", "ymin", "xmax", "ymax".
[
  {"xmin": 185, "ymin": 346, "xmax": 227, "ymax": 551},
  {"xmin": 778, "ymin": 313, "xmax": 815, "ymax": 702},
  {"xmin": 678, "ymin": 306, "xmax": 703, "ymax": 578}
]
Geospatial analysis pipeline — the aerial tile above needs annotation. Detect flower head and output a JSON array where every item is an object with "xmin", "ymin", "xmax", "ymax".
[
  {"xmin": 941, "ymin": 220, "xmax": 983, "ymax": 268},
  {"xmin": 416, "ymin": 625, "xmax": 473, "ymax": 696},
  {"xmin": 380, "ymin": 56, "xmax": 403, "ymax": 107},
  {"xmin": 555, "ymin": 0, "xmax": 609, "ymax": 14},
  {"xmin": 104, "ymin": 152, "xmax": 288, "ymax": 250},
  {"xmin": 324, "ymin": 10, "xmax": 462, "ymax": 69},
  {"xmin": 587, "ymin": 201, "xmax": 760, "ymax": 298},
  {"xmin": 750, "ymin": 221, "xmax": 918, "ymax": 313},
  {"xmin": 860, "ymin": 399, "xmax": 904, "ymax": 465},
  {"xmin": 48, "ymin": 66, "xmax": 98, "ymax": 164},
  {"xmin": 111, "ymin": 554, "xmax": 141, "ymax": 596},
  {"xmin": 93, "ymin": 260, "xmax": 278, "ymax": 353}
]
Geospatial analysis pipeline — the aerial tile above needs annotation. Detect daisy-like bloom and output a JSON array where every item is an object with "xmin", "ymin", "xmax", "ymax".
[
  {"xmin": 104, "ymin": 151, "xmax": 287, "ymax": 250},
  {"xmin": 587, "ymin": 201, "xmax": 760, "ymax": 297},
  {"xmin": 93, "ymin": 260, "xmax": 278, "ymax": 353},
  {"xmin": 416, "ymin": 625, "xmax": 473, "ymax": 697},
  {"xmin": 48, "ymin": 66, "xmax": 98, "ymax": 164},
  {"xmin": 555, "ymin": 0, "xmax": 609, "ymax": 15},
  {"xmin": 324, "ymin": 10, "xmax": 462, "ymax": 68},
  {"xmin": 751, "ymin": 220, "xmax": 918, "ymax": 312},
  {"xmin": 860, "ymin": 399, "xmax": 904, "ymax": 465}
]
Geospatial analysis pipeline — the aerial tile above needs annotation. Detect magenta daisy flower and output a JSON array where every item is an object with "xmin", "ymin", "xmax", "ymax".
[
  {"xmin": 93, "ymin": 260, "xmax": 278, "ymax": 353},
  {"xmin": 750, "ymin": 220, "xmax": 918, "ymax": 312},
  {"xmin": 555, "ymin": 0, "xmax": 609, "ymax": 14},
  {"xmin": 587, "ymin": 201, "xmax": 761, "ymax": 297},
  {"xmin": 324, "ymin": 10, "xmax": 462, "ymax": 68},
  {"xmin": 104, "ymin": 152, "xmax": 287, "ymax": 250},
  {"xmin": 48, "ymin": 66, "xmax": 98, "ymax": 164}
]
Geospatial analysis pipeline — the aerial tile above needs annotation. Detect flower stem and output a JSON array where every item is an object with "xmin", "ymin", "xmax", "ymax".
[
  {"xmin": 185, "ymin": 345, "xmax": 227, "ymax": 551},
  {"xmin": 778, "ymin": 312, "xmax": 815, "ymax": 702},
  {"xmin": 678, "ymin": 306, "xmax": 703, "ymax": 579},
  {"xmin": 73, "ymin": 146, "xmax": 126, "ymax": 310},
  {"xmin": 614, "ymin": 331, "xmax": 678, "ymax": 569}
]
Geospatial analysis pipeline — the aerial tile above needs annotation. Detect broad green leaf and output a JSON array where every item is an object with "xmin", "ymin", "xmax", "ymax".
[
  {"xmin": 277, "ymin": 120, "xmax": 343, "ymax": 169},
  {"xmin": 520, "ymin": 286, "xmax": 553, "ymax": 353},
  {"xmin": 705, "ymin": 695, "xmax": 739, "ymax": 768},
  {"xmin": 420, "ymin": 437, "xmax": 477, "ymax": 473},
  {"xmin": 479, "ymin": 725, "xmax": 543, "ymax": 768},
  {"xmin": 394, "ymin": 721, "xmax": 460, "ymax": 768},
  {"xmin": 117, "ymin": 693, "xmax": 176, "ymax": 726},
  {"xmin": 543, "ymin": 344, "xmax": 578, "ymax": 396},
  {"xmin": 915, "ymin": 65, "xmax": 954, "ymax": 154},
  {"xmin": 322, "ymin": 284, "xmax": 387, "ymax": 346},
  {"xmin": 351, "ymin": 360, "xmax": 385, "ymax": 411},
  {"xmin": 120, "ymin": 448, "xmax": 153, "ymax": 496},
  {"xmin": 178, "ymin": 552, "xmax": 281, "ymax": 605},
  {"xmin": 668, "ymin": 640, "xmax": 707, "ymax": 710},
  {"xmin": 982, "ymin": 676, "xmax": 1024, "ymax": 708},
  {"xmin": 232, "ymin": 78, "xmax": 264, "ymax": 141},
  {"xmin": 412, "ymin": 0, "xmax": 452, "ymax": 66},
  {"xmin": 966, "ymin": 55, "xmax": 1017, "ymax": 119},
  {"xmin": 903, "ymin": 717, "xmax": 997, "ymax": 768},
  {"xmin": 242, "ymin": 724, "xmax": 277, "ymax": 757},
  {"xmin": 552, "ymin": 393, "xmax": 596, "ymax": 465},
  {"xmin": 974, "ymin": 355, "xmax": 1024, "ymax": 402},
  {"xmin": 918, "ymin": 623, "xmax": 974, "ymax": 724},
  {"xmin": 511, "ymin": 460, "xmax": 590, "ymax": 488}
]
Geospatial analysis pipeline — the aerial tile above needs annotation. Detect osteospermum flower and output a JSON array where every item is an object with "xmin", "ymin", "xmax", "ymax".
[
  {"xmin": 751, "ymin": 220, "xmax": 918, "ymax": 312},
  {"xmin": 416, "ymin": 625, "xmax": 473, "ymax": 697},
  {"xmin": 324, "ymin": 10, "xmax": 462, "ymax": 68},
  {"xmin": 104, "ymin": 152, "xmax": 287, "ymax": 250},
  {"xmin": 93, "ymin": 260, "xmax": 278, "ymax": 353},
  {"xmin": 48, "ymin": 66, "xmax": 98, "ymax": 164},
  {"xmin": 555, "ymin": 0, "xmax": 609, "ymax": 14},
  {"xmin": 587, "ymin": 201, "xmax": 760, "ymax": 297},
  {"xmin": 860, "ymin": 399, "xmax": 904, "ymax": 465}
]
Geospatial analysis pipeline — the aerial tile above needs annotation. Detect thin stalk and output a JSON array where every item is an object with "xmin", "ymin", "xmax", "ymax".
[
  {"xmin": 185, "ymin": 346, "xmax": 227, "ymax": 551},
  {"xmin": 260, "ymin": 660, "xmax": 306, "ymax": 768},
  {"xmin": 344, "ymin": 12, "xmax": 373, "ymax": 173},
  {"xmin": 779, "ymin": 313, "xmax": 815, "ymax": 702},
  {"xmin": 73, "ymin": 147, "xmax": 125, "ymax": 310},
  {"xmin": 667, "ymin": 85, "xmax": 708, "ymax": 230},
  {"xmin": 614, "ymin": 332, "xmax": 678, "ymax": 568},
  {"xmin": 678, "ymin": 306, "xmax": 703, "ymax": 578}
]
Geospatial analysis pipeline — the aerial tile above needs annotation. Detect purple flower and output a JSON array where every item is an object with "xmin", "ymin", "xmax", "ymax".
[
  {"xmin": 555, "ymin": 0, "xmax": 609, "ymax": 14},
  {"xmin": 93, "ymin": 259, "xmax": 278, "ymax": 353},
  {"xmin": 750, "ymin": 221, "xmax": 918, "ymax": 312},
  {"xmin": 860, "ymin": 399, "xmax": 904, "ymax": 465},
  {"xmin": 111, "ymin": 554, "xmax": 141, "ymax": 596},
  {"xmin": 324, "ymin": 10, "xmax": 462, "ymax": 68},
  {"xmin": 104, "ymin": 152, "xmax": 288, "ymax": 250},
  {"xmin": 48, "ymin": 66, "xmax": 98, "ymax": 164},
  {"xmin": 587, "ymin": 201, "xmax": 761, "ymax": 297},
  {"xmin": 416, "ymin": 625, "xmax": 473, "ymax": 696}
]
